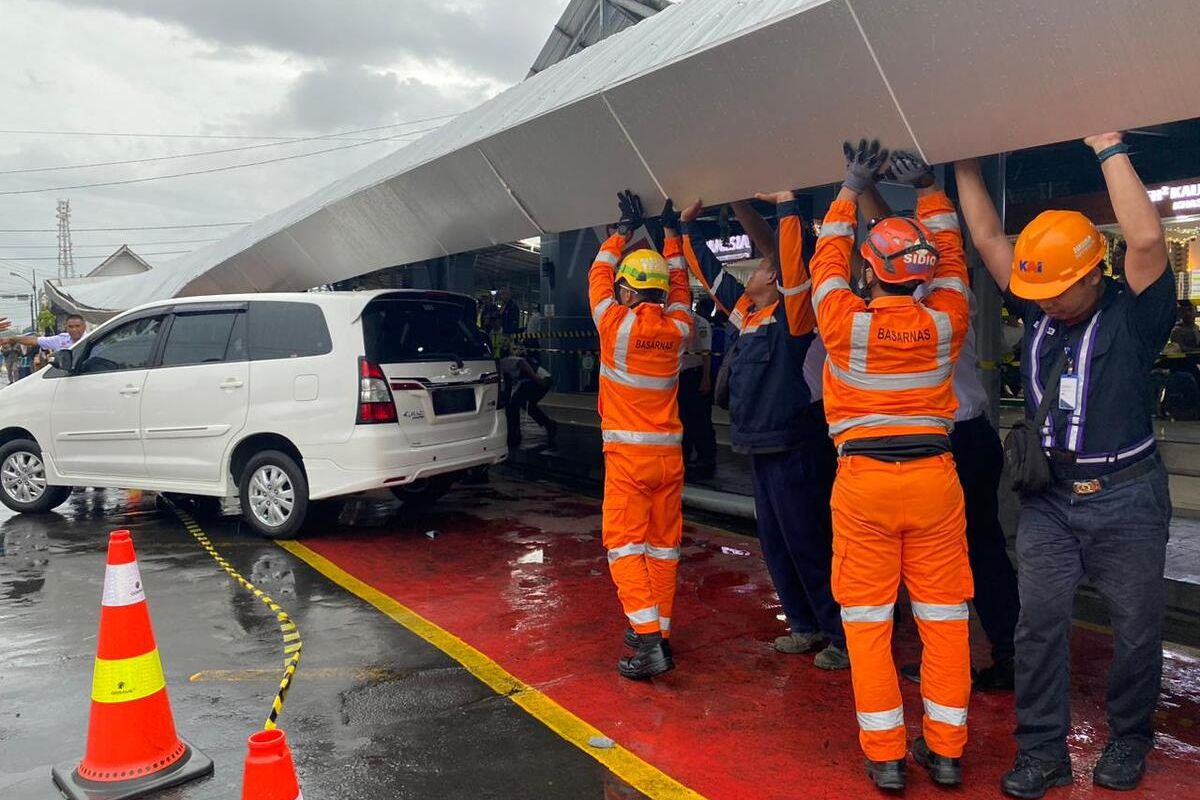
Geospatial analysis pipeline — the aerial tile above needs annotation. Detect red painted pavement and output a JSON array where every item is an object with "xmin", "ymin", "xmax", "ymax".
[{"xmin": 304, "ymin": 479, "xmax": 1200, "ymax": 799}]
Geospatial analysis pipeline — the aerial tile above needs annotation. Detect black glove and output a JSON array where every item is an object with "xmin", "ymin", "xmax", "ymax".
[
  {"xmin": 886, "ymin": 150, "xmax": 935, "ymax": 188},
  {"xmin": 616, "ymin": 189, "xmax": 644, "ymax": 236},
  {"xmin": 660, "ymin": 198, "xmax": 681, "ymax": 231},
  {"xmin": 842, "ymin": 138, "xmax": 888, "ymax": 194}
]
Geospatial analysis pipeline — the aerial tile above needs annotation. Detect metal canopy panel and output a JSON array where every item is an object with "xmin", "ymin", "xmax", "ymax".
[
  {"xmin": 478, "ymin": 95, "xmax": 661, "ymax": 233},
  {"xmin": 606, "ymin": 0, "xmax": 915, "ymax": 201},
  {"xmin": 851, "ymin": 0, "xmax": 1200, "ymax": 163}
]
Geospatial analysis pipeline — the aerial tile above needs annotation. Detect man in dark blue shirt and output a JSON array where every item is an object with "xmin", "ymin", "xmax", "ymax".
[{"xmin": 957, "ymin": 133, "xmax": 1175, "ymax": 798}]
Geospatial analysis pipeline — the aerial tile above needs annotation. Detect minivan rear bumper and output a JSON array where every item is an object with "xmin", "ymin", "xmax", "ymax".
[{"xmin": 302, "ymin": 426, "xmax": 508, "ymax": 500}]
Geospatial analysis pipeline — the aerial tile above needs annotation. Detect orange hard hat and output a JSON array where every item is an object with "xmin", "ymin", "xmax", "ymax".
[
  {"xmin": 1010, "ymin": 210, "xmax": 1107, "ymax": 300},
  {"xmin": 859, "ymin": 216, "xmax": 939, "ymax": 285}
]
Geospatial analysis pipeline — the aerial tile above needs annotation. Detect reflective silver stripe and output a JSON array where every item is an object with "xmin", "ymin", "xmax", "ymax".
[
  {"xmin": 841, "ymin": 603, "xmax": 894, "ymax": 623},
  {"xmin": 729, "ymin": 307, "xmax": 744, "ymax": 329},
  {"xmin": 666, "ymin": 303, "xmax": 691, "ymax": 316},
  {"xmin": 780, "ymin": 280, "xmax": 812, "ymax": 297},
  {"xmin": 607, "ymin": 543, "xmax": 646, "ymax": 563},
  {"xmin": 672, "ymin": 318, "xmax": 690, "ymax": 339},
  {"xmin": 848, "ymin": 312, "xmax": 872, "ymax": 373},
  {"xmin": 928, "ymin": 277, "xmax": 967, "ymax": 295},
  {"xmin": 828, "ymin": 414, "xmax": 952, "ymax": 436},
  {"xmin": 710, "ymin": 270, "xmax": 726, "ymax": 294},
  {"xmin": 924, "ymin": 699, "xmax": 968, "ymax": 727},
  {"xmin": 911, "ymin": 601, "xmax": 969, "ymax": 621},
  {"xmin": 920, "ymin": 213, "xmax": 960, "ymax": 233},
  {"xmin": 646, "ymin": 545, "xmax": 680, "ymax": 561},
  {"xmin": 857, "ymin": 706, "xmax": 905, "ymax": 731},
  {"xmin": 667, "ymin": 255, "xmax": 685, "ymax": 271},
  {"xmin": 595, "ymin": 250, "xmax": 620, "ymax": 266},
  {"xmin": 602, "ymin": 430, "xmax": 683, "ymax": 446},
  {"xmin": 927, "ymin": 307, "xmax": 953, "ymax": 368},
  {"xmin": 813, "ymin": 277, "xmax": 850, "ymax": 308},
  {"xmin": 627, "ymin": 605, "xmax": 659, "ymax": 625},
  {"xmin": 828, "ymin": 361, "xmax": 952, "ymax": 391},
  {"xmin": 600, "ymin": 364, "xmax": 678, "ymax": 390},
  {"xmin": 592, "ymin": 297, "xmax": 616, "ymax": 325},
  {"xmin": 612, "ymin": 312, "xmax": 636, "ymax": 372},
  {"xmin": 741, "ymin": 316, "xmax": 777, "ymax": 335},
  {"xmin": 660, "ymin": 616, "xmax": 671, "ymax": 631},
  {"xmin": 819, "ymin": 220, "xmax": 855, "ymax": 239}
]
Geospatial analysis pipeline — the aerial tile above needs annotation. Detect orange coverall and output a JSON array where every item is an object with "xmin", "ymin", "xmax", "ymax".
[
  {"xmin": 590, "ymin": 232, "xmax": 693, "ymax": 637},
  {"xmin": 810, "ymin": 191, "xmax": 972, "ymax": 761}
]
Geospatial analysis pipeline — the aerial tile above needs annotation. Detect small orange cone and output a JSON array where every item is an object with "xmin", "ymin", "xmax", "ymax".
[
  {"xmin": 242, "ymin": 728, "xmax": 302, "ymax": 800},
  {"xmin": 52, "ymin": 530, "xmax": 213, "ymax": 799}
]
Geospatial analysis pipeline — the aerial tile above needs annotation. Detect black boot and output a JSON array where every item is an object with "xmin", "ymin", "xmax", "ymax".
[
  {"xmin": 624, "ymin": 628, "xmax": 672, "ymax": 658},
  {"xmin": 1001, "ymin": 752, "xmax": 1073, "ymax": 798},
  {"xmin": 973, "ymin": 656, "xmax": 1015, "ymax": 692},
  {"xmin": 618, "ymin": 634, "xmax": 674, "ymax": 680},
  {"xmin": 912, "ymin": 736, "xmax": 961, "ymax": 786},
  {"xmin": 864, "ymin": 758, "xmax": 906, "ymax": 791},
  {"xmin": 1092, "ymin": 739, "xmax": 1147, "ymax": 791}
]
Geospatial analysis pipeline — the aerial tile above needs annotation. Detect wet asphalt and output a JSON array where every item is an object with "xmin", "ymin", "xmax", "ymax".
[{"xmin": 0, "ymin": 488, "xmax": 644, "ymax": 799}]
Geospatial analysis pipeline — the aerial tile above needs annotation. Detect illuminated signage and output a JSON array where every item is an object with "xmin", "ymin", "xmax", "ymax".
[
  {"xmin": 1146, "ymin": 180, "xmax": 1200, "ymax": 213},
  {"xmin": 706, "ymin": 234, "xmax": 752, "ymax": 263}
]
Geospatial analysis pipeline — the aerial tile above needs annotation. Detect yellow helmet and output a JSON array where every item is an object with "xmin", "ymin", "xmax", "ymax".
[{"xmin": 615, "ymin": 249, "xmax": 670, "ymax": 293}]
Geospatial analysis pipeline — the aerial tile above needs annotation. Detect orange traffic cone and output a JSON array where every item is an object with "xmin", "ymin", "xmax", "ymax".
[
  {"xmin": 52, "ymin": 530, "xmax": 213, "ymax": 799},
  {"xmin": 242, "ymin": 729, "xmax": 302, "ymax": 800}
]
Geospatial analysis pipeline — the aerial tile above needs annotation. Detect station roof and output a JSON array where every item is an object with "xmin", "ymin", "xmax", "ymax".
[{"xmin": 54, "ymin": 0, "xmax": 1200, "ymax": 315}]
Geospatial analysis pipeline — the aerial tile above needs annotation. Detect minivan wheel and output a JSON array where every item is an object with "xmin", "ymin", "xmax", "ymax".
[
  {"xmin": 0, "ymin": 439, "xmax": 72, "ymax": 514},
  {"xmin": 239, "ymin": 450, "xmax": 309, "ymax": 539}
]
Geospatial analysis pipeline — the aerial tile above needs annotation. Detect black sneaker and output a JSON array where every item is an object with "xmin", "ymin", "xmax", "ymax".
[
  {"xmin": 623, "ymin": 628, "xmax": 672, "ymax": 658},
  {"xmin": 973, "ymin": 657, "xmax": 1015, "ymax": 692},
  {"xmin": 912, "ymin": 736, "xmax": 961, "ymax": 786},
  {"xmin": 618, "ymin": 638, "xmax": 674, "ymax": 680},
  {"xmin": 900, "ymin": 662, "xmax": 922, "ymax": 684},
  {"xmin": 1001, "ymin": 752, "xmax": 1073, "ymax": 798},
  {"xmin": 1092, "ymin": 739, "xmax": 1147, "ymax": 791},
  {"xmin": 864, "ymin": 758, "xmax": 906, "ymax": 791}
]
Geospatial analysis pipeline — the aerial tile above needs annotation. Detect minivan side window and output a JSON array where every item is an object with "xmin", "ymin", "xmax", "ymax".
[
  {"xmin": 247, "ymin": 302, "xmax": 332, "ymax": 361},
  {"xmin": 160, "ymin": 312, "xmax": 244, "ymax": 367},
  {"xmin": 76, "ymin": 317, "xmax": 163, "ymax": 374}
]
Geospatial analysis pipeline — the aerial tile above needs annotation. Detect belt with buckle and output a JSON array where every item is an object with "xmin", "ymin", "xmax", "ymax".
[
  {"xmin": 1071, "ymin": 479, "xmax": 1102, "ymax": 496},
  {"xmin": 1060, "ymin": 453, "xmax": 1161, "ymax": 496}
]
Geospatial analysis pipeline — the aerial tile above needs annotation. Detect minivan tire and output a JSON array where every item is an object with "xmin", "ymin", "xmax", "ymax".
[
  {"xmin": 0, "ymin": 438, "xmax": 72, "ymax": 514},
  {"xmin": 239, "ymin": 450, "xmax": 309, "ymax": 540}
]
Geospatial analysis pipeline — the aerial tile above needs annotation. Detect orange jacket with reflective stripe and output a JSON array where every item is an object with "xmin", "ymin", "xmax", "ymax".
[
  {"xmin": 590, "ymin": 232, "xmax": 694, "ymax": 453},
  {"xmin": 810, "ymin": 191, "xmax": 970, "ymax": 448}
]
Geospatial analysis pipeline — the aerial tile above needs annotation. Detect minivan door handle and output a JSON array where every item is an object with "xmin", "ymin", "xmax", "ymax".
[
  {"xmin": 219, "ymin": 378, "xmax": 245, "ymax": 390},
  {"xmin": 118, "ymin": 385, "xmax": 141, "ymax": 396}
]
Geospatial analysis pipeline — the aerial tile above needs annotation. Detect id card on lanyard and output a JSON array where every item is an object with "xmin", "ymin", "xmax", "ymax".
[{"xmin": 1058, "ymin": 345, "xmax": 1080, "ymax": 411}]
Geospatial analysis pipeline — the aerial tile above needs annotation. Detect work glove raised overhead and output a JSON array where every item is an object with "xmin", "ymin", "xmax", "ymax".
[
  {"xmin": 659, "ymin": 198, "xmax": 681, "ymax": 231},
  {"xmin": 886, "ymin": 150, "xmax": 935, "ymax": 188},
  {"xmin": 842, "ymin": 138, "xmax": 888, "ymax": 194},
  {"xmin": 616, "ymin": 189, "xmax": 645, "ymax": 236}
]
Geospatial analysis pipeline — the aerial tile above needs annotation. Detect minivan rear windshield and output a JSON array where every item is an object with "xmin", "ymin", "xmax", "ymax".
[{"xmin": 362, "ymin": 296, "xmax": 491, "ymax": 364}]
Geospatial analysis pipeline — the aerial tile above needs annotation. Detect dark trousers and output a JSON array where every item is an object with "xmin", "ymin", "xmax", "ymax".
[
  {"xmin": 750, "ymin": 443, "xmax": 844, "ymax": 648},
  {"xmin": 951, "ymin": 414, "xmax": 1020, "ymax": 663},
  {"xmin": 678, "ymin": 367, "xmax": 716, "ymax": 464},
  {"xmin": 1014, "ymin": 455, "xmax": 1171, "ymax": 760},
  {"xmin": 505, "ymin": 380, "xmax": 551, "ymax": 446}
]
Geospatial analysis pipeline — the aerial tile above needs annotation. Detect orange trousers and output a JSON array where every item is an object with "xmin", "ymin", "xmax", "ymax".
[
  {"xmin": 830, "ymin": 452, "xmax": 973, "ymax": 761},
  {"xmin": 602, "ymin": 450, "xmax": 685, "ymax": 637}
]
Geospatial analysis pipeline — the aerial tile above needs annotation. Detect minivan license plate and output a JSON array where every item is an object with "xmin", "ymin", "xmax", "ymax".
[{"xmin": 432, "ymin": 387, "xmax": 476, "ymax": 415}]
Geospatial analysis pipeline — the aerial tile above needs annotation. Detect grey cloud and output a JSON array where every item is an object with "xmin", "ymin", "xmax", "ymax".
[{"xmin": 52, "ymin": 0, "xmax": 565, "ymax": 83}]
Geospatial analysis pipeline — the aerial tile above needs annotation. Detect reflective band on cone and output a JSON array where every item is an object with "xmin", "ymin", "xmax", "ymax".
[{"xmin": 91, "ymin": 649, "xmax": 166, "ymax": 704}]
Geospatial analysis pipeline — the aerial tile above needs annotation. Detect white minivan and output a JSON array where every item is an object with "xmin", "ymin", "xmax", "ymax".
[{"xmin": 0, "ymin": 291, "xmax": 507, "ymax": 538}]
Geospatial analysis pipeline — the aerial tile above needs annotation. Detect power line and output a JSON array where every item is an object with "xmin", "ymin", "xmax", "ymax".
[
  {"xmin": 0, "ymin": 113, "xmax": 461, "ymax": 142},
  {"xmin": 0, "ymin": 222, "xmax": 247, "ymax": 233},
  {"xmin": 0, "ymin": 115, "xmax": 458, "ymax": 176},
  {"xmin": 0, "ymin": 125, "xmax": 440, "ymax": 196},
  {"xmin": 0, "ymin": 238, "xmax": 221, "ymax": 250},
  {"xmin": 9, "ymin": 249, "xmax": 192, "ymax": 262}
]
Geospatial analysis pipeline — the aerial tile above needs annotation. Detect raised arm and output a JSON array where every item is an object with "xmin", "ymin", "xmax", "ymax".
[
  {"xmin": 1085, "ymin": 132, "xmax": 1168, "ymax": 295},
  {"xmin": 587, "ymin": 231, "xmax": 628, "ymax": 335},
  {"xmin": 954, "ymin": 158, "xmax": 1013, "ymax": 291},
  {"xmin": 755, "ymin": 190, "xmax": 815, "ymax": 336},
  {"xmin": 660, "ymin": 201, "xmax": 694, "ymax": 337},
  {"xmin": 680, "ymin": 199, "xmax": 745, "ymax": 317},
  {"xmin": 730, "ymin": 200, "xmax": 777, "ymax": 259}
]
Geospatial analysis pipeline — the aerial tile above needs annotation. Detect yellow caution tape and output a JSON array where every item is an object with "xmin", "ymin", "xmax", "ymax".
[
  {"xmin": 170, "ymin": 504, "xmax": 301, "ymax": 731},
  {"xmin": 91, "ymin": 648, "xmax": 166, "ymax": 704}
]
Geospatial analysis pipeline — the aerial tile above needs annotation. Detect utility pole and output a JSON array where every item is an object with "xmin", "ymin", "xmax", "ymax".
[{"xmin": 56, "ymin": 199, "xmax": 75, "ymax": 279}]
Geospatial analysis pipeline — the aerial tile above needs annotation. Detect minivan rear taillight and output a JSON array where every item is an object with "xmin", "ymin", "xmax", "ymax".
[{"xmin": 357, "ymin": 358, "xmax": 397, "ymax": 424}]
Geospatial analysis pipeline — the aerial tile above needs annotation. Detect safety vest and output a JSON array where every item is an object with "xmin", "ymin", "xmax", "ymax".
[
  {"xmin": 589, "ymin": 233, "xmax": 693, "ymax": 453},
  {"xmin": 810, "ymin": 191, "xmax": 970, "ymax": 449}
]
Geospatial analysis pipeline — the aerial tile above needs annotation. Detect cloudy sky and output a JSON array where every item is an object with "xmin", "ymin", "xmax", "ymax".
[{"xmin": 0, "ymin": 0, "xmax": 567, "ymax": 319}]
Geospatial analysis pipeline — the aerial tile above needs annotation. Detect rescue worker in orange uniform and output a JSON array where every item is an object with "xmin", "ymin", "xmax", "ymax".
[
  {"xmin": 811, "ymin": 141, "xmax": 972, "ymax": 791},
  {"xmin": 590, "ymin": 190, "xmax": 693, "ymax": 680}
]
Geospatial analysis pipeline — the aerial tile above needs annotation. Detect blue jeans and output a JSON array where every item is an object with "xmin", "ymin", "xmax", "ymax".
[{"xmin": 1014, "ymin": 455, "xmax": 1171, "ymax": 760}]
